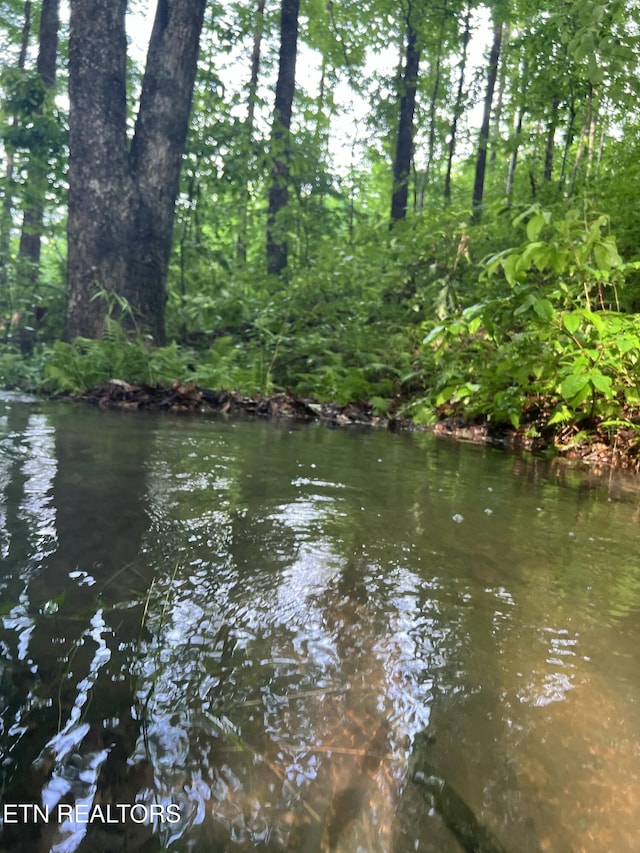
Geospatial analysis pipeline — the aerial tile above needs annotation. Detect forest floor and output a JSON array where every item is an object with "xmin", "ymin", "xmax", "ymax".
[{"xmin": 76, "ymin": 379, "xmax": 640, "ymax": 472}]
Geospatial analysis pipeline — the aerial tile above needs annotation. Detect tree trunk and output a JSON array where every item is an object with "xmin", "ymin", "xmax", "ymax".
[
  {"xmin": 266, "ymin": 0, "xmax": 300, "ymax": 277},
  {"xmin": 490, "ymin": 22, "xmax": 510, "ymax": 163},
  {"xmin": 444, "ymin": 2, "xmax": 471, "ymax": 201},
  {"xmin": 237, "ymin": 0, "xmax": 266, "ymax": 264},
  {"xmin": 543, "ymin": 101, "xmax": 558, "ymax": 182},
  {"xmin": 0, "ymin": 1, "xmax": 32, "ymax": 305},
  {"xmin": 471, "ymin": 21, "xmax": 503, "ymax": 222},
  {"xmin": 505, "ymin": 55, "xmax": 527, "ymax": 204},
  {"xmin": 66, "ymin": 0, "xmax": 206, "ymax": 343},
  {"xmin": 17, "ymin": 0, "xmax": 60, "ymax": 303},
  {"xmin": 421, "ymin": 42, "xmax": 442, "ymax": 208},
  {"xmin": 568, "ymin": 86, "xmax": 593, "ymax": 197},
  {"xmin": 390, "ymin": 19, "xmax": 420, "ymax": 223},
  {"xmin": 505, "ymin": 106, "xmax": 524, "ymax": 203}
]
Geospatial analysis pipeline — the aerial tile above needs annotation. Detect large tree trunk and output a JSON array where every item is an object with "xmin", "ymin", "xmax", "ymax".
[
  {"xmin": 390, "ymin": 19, "xmax": 420, "ymax": 223},
  {"xmin": 266, "ymin": 0, "xmax": 300, "ymax": 277},
  {"xmin": 66, "ymin": 0, "xmax": 206, "ymax": 343},
  {"xmin": 471, "ymin": 21, "xmax": 503, "ymax": 222}
]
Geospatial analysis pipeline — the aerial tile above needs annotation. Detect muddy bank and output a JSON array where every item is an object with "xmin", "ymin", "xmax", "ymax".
[{"xmin": 72, "ymin": 379, "xmax": 640, "ymax": 471}]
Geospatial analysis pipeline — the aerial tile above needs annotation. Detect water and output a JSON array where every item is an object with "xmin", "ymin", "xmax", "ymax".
[{"xmin": 1, "ymin": 391, "xmax": 640, "ymax": 852}]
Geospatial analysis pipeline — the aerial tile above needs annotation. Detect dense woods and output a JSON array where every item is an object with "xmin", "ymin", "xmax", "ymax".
[{"xmin": 2, "ymin": 0, "xmax": 640, "ymax": 457}]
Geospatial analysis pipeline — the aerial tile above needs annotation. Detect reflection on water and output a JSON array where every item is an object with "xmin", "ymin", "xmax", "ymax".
[{"xmin": 1, "ymin": 391, "xmax": 640, "ymax": 851}]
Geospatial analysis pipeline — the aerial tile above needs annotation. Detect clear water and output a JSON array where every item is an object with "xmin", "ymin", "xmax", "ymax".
[{"xmin": 1, "ymin": 391, "xmax": 640, "ymax": 852}]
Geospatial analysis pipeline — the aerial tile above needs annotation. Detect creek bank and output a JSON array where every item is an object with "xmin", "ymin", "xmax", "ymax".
[{"xmin": 70, "ymin": 379, "xmax": 640, "ymax": 471}]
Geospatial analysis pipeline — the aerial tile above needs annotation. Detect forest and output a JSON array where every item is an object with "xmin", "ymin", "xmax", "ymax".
[{"xmin": 1, "ymin": 0, "xmax": 640, "ymax": 464}]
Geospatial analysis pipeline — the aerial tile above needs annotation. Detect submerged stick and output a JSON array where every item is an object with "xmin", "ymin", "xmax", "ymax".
[
  {"xmin": 412, "ymin": 770, "xmax": 508, "ymax": 853},
  {"xmin": 410, "ymin": 731, "xmax": 509, "ymax": 853}
]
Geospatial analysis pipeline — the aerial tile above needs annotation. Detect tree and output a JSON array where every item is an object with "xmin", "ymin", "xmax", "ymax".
[
  {"xmin": 0, "ymin": 0, "xmax": 33, "ymax": 310},
  {"xmin": 65, "ymin": 0, "xmax": 207, "ymax": 343},
  {"xmin": 390, "ymin": 4, "xmax": 420, "ymax": 223},
  {"xmin": 266, "ymin": 0, "xmax": 300, "ymax": 276},
  {"xmin": 444, "ymin": 1, "xmax": 471, "ymax": 200},
  {"xmin": 237, "ymin": 0, "xmax": 266, "ymax": 265},
  {"xmin": 17, "ymin": 0, "xmax": 60, "ymax": 300},
  {"xmin": 471, "ymin": 19, "xmax": 503, "ymax": 221}
]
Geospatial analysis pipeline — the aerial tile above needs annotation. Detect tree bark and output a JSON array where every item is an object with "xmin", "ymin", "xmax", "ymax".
[
  {"xmin": 66, "ymin": 0, "xmax": 206, "ymax": 343},
  {"xmin": 0, "ymin": 1, "xmax": 32, "ymax": 305},
  {"xmin": 505, "ymin": 55, "xmax": 527, "ymax": 203},
  {"xmin": 471, "ymin": 21, "xmax": 503, "ymax": 222},
  {"xmin": 568, "ymin": 86, "xmax": 593, "ymax": 197},
  {"xmin": 490, "ymin": 22, "xmax": 509, "ymax": 163},
  {"xmin": 444, "ymin": 2, "xmax": 471, "ymax": 201},
  {"xmin": 559, "ymin": 88, "xmax": 576, "ymax": 189},
  {"xmin": 266, "ymin": 0, "xmax": 300, "ymax": 276},
  {"xmin": 543, "ymin": 101, "xmax": 558, "ymax": 182},
  {"xmin": 421, "ymin": 42, "xmax": 442, "ymax": 208},
  {"xmin": 505, "ymin": 106, "xmax": 524, "ymax": 203},
  {"xmin": 390, "ymin": 19, "xmax": 420, "ymax": 223},
  {"xmin": 237, "ymin": 0, "xmax": 265, "ymax": 264},
  {"xmin": 17, "ymin": 0, "xmax": 60, "ymax": 304}
]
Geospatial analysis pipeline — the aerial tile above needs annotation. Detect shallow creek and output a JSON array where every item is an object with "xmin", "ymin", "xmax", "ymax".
[{"xmin": 1, "ymin": 392, "xmax": 640, "ymax": 852}]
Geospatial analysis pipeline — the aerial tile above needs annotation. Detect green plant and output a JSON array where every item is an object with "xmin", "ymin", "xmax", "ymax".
[{"xmin": 411, "ymin": 206, "xmax": 640, "ymax": 432}]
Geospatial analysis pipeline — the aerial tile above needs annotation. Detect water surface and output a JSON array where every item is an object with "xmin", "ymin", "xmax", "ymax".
[{"xmin": 1, "ymin": 392, "xmax": 640, "ymax": 852}]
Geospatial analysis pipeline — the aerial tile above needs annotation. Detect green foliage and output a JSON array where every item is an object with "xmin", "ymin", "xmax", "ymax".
[
  {"xmin": 0, "ymin": 343, "xmax": 50, "ymax": 390},
  {"xmin": 412, "ymin": 206, "xmax": 640, "ymax": 431}
]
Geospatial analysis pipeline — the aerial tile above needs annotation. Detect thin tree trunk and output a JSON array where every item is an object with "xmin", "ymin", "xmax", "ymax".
[
  {"xmin": 505, "ymin": 107, "xmax": 523, "ymax": 203},
  {"xmin": 505, "ymin": 56, "xmax": 527, "ymax": 203},
  {"xmin": 422, "ymin": 42, "xmax": 442, "ymax": 206},
  {"xmin": 543, "ymin": 100, "xmax": 558, "ymax": 182},
  {"xmin": 585, "ymin": 87, "xmax": 598, "ymax": 180},
  {"xmin": 266, "ymin": 0, "xmax": 300, "ymax": 276},
  {"xmin": 595, "ymin": 102, "xmax": 607, "ymax": 180},
  {"xmin": 444, "ymin": 1, "xmax": 471, "ymax": 201},
  {"xmin": 471, "ymin": 21, "xmax": 503, "ymax": 222},
  {"xmin": 390, "ymin": 19, "xmax": 420, "ymax": 223},
  {"xmin": 237, "ymin": 0, "xmax": 265, "ymax": 264},
  {"xmin": 66, "ymin": 0, "xmax": 207, "ymax": 343},
  {"xmin": 17, "ymin": 0, "xmax": 60, "ymax": 306},
  {"xmin": 0, "ymin": 1, "xmax": 32, "ymax": 304},
  {"xmin": 559, "ymin": 85, "xmax": 576, "ymax": 189},
  {"xmin": 568, "ymin": 87, "xmax": 592, "ymax": 197},
  {"xmin": 490, "ymin": 22, "xmax": 509, "ymax": 163}
]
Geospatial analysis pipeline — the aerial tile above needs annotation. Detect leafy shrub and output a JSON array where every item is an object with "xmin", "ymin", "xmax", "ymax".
[{"xmin": 411, "ymin": 206, "xmax": 640, "ymax": 430}]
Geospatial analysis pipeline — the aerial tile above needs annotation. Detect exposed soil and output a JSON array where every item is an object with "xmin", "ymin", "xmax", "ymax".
[{"xmin": 73, "ymin": 379, "xmax": 640, "ymax": 472}]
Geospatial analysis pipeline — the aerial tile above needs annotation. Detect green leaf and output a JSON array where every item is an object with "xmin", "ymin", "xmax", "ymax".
[
  {"xmin": 514, "ymin": 293, "xmax": 536, "ymax": 316},
  {"xmin": 526, "ymin": 213, "xmax": 545, "ymax": 242},
  {"xmin": 579, "ymin": 310, "xmax": 604, "ymax": 333},
  {"xmin": 593, "ymin": 241, "xmax": 622, "ymax": 271},
  {"xmin": 423, "ymin": 325, "xmax": 446, "ymax": 345},
  {"xmin": 548, "ymin": 405, "xmax": 573, "ymax": 425},
  {"xmin": 560, "ymin": 373, "xmax": 590, "ymax": 403},
  {"xmin": 533, "ymin": 299, "xmax": 554, "ymax": 321},
  {"xmin": 502, "ymin": 253, "xmax": 520, "ymax": 285},
  {"xmin": 563, "ymin": 313, "xmax": 581, "ymax": 334},
  {"xmin": 589, "ymin": 371, "xmax": 613, "ymax": 396}
]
